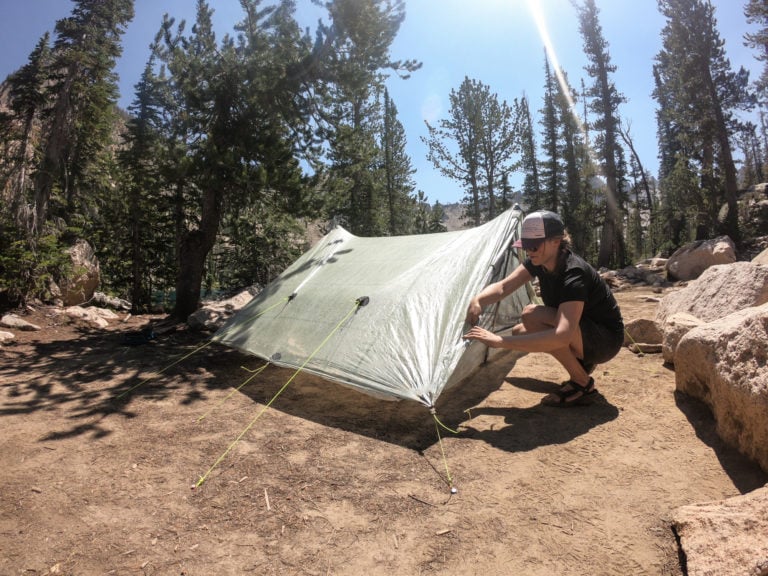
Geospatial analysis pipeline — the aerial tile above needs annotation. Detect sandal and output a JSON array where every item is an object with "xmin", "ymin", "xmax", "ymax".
[{"xmin": 543, "ymin": 377, "xmax": 597, "ymax": 407}]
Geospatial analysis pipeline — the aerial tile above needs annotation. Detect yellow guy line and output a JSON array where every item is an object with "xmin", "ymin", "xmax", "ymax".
[
  {"xmin": 116, "ymin": 340, "xmax": 214, "ymax": 400},
  {"xmin": 431, "ymin": 410, "xmax": 458, "ymax": 492},
  {"xmin": 194, "ymin": 298, "xmax": 364, "ymax": 488},
  {"xmin": 116, "ymin": 296, "xmax": 290, "ymax": 400},
  {"xmin": 196, "ymin": 362, "xmax": 271, "ymax": 423}
]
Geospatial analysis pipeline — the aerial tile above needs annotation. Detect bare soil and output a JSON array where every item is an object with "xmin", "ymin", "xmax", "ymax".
[{"xmin": 1, "ymin": 287, "xmax": 766, "ymax": 576}]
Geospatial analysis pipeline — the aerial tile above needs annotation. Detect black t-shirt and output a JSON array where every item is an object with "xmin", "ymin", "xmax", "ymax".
[{"xmin": 523, "ymin": 250, "xmax": 623, "ymax": 333}]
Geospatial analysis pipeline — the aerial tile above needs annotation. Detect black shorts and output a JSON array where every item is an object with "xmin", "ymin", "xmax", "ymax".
[{"xmin": 580, "ymin": 317, "xmax": 624, "ymax": 365}]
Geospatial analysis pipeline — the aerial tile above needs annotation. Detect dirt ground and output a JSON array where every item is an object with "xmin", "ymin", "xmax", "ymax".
[{"xmin": 1, "ymin": 286, "xmax": 766, "ymax": 576}]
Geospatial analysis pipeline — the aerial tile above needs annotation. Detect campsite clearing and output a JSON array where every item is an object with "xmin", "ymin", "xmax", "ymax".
[{"xmin": 1, "ymin": 286, "xmax": 766, "ymax": 575}]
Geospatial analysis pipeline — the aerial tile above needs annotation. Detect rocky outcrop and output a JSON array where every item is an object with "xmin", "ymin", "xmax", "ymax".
[
  {"xmin": 0, "ymin": 330, "xmax": 15, "ymax": 344},
  {"xmin": 674, "ymin": 303, "xmax": 768, "ymax": 472},
  {"xmin": 665, "ymin": 236, "xmax": 736, "ymax": 281},
  {"xmin": 672, "ymin": 484, "xmax": 768, "ymax": 576}
]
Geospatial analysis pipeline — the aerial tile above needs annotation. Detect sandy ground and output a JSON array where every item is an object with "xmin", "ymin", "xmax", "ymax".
[{"xmin": 1, "ymin": 286, "xmax": 766, "ymax": 576}]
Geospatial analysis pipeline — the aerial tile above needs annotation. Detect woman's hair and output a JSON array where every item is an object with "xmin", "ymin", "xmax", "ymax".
[{"xmin": 558, "ymin": 230, "xmax": 573, "ymax": 253}]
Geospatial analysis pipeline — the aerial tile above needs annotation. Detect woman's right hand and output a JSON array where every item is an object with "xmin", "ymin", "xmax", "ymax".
[{"xmin": 465, "ymin": 298, "xmax": 482, "ymax": 325}]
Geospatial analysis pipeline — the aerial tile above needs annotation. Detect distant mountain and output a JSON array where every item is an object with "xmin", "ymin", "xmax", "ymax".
[{"xmin": 441, "ymin": 203, "xmax": 466, "ymax": 231}]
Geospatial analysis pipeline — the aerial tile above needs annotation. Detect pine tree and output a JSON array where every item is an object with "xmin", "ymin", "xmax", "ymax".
[
  {"xmin": 516, "ymin": 95, "xmax": 542, "ymax": 210},
  {"xmin": 572, "ymin": 0, "xmax": 627, "ymax": 268},
  {"xmin": 117, "ymin": 54, "xmax": 171, "ymax": 311},
  {"xmin": 4, "ymin": 33, "xmax": 52, "ymax": 230},
  {"xmin": 33, "ymin": 0, "xmax": 135, "ymax": 232},
  {"xmin": 315, "ymin": 0, "xmax": 420, "ymax": 236},
  {"xmin": 539, "ymin": 55, "xmax": 561, "ymax": 212},
  {"xmin": 149, "ymin": 0, "xmax": 317, "ymax": 318},
  {"xmin": 554, "ymin": 67, "xmax": 585, "ymax": 246},
  {"xmin": 423, "ymin": 77, "xmax": 519, "ymax": 226},
  {"xmin": 745, "ymin": 0, "xmax": 768, "ymax": 102},
  {"xmin": 381, "ymin": 90, "xmax": 417, "ymax": 235},
  {"xmin": 655, "ymin": 0, "xmax": 754, "ymax": 242}
]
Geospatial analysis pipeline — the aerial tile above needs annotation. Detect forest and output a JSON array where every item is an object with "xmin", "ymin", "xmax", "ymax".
[{"xmin": 0, "ymin": 0, "xmax": 766, "ymax": 319}]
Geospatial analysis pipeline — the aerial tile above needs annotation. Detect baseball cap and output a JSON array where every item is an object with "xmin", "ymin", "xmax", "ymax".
[{"xmin": 512, "ymin": 210, "xmax": 565, "ymax": 250}]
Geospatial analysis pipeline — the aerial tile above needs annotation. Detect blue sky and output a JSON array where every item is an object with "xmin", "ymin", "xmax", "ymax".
[{"xmin": 0, "ymin": 0, "xmax": 760, "ymax": 205}]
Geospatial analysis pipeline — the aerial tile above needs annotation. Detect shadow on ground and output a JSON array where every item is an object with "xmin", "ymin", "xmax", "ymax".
[{"xmin": 674, "ymin": 390, "xmax": 768, "ymax": 494}]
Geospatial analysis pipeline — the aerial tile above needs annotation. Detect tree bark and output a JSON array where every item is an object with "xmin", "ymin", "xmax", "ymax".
[{"xmin": 173, "ymin": 187, "xmax": 223, "ymax": 321}]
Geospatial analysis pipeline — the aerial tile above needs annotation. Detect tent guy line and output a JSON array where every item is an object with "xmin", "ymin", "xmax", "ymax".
[
  {"xmin": 194, "ymin": 296, "xmax": 372, "ymax": 489},
  {"xmin": 195, "ymin": 360, "xmax": 272, "ymax": 423},
  {"xmin": 114, "ymin": 296, "xmax": 292, "ymax": 401}
]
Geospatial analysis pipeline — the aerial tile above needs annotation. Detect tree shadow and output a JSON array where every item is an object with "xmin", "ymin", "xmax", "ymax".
[
  {"xmin": 674, "ymin": 390, "xmax": 768, "ymax": 494},
  {"xmin": 0, "ymin": 325, "xmax": 237, "ymax": 441}
]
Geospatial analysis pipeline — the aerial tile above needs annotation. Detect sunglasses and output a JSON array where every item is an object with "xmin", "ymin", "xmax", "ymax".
[{"xmin": 522, "ymin": 239, "xmax": 546, "ymax": 252}]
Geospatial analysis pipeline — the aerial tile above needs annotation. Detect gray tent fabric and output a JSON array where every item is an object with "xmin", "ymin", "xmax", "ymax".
[{"xmin": 213, "ymin": 207, "xmax": 534, "ymax": 408}]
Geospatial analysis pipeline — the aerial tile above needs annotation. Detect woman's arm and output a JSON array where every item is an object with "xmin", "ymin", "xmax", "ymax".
[
  {"xmin": 465, "ymin": 264, "xmax": 533, "ymax": 325},
  {"xmin": 464, "ymin": 300, "xmax": 585, "ymax": 352}
]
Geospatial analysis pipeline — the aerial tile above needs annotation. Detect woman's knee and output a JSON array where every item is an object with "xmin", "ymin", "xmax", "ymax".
[{"xmin": 521, "ymin": 304, "xmax": 552, "ymax": 329}]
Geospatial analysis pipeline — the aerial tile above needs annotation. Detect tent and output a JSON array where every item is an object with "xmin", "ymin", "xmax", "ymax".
[{"xmin": 213, "ymin": 207, "xmax": 535, "ymax": 408}]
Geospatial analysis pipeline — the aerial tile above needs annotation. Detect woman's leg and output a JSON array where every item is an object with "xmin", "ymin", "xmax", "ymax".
[{"xmin": 514, "ymin": 304, "xmax": 593, "ymax": 401}]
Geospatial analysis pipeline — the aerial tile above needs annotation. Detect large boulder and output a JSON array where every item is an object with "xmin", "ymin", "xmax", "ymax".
[
  {"xmin": 661, "ymin": 312, "xmax": 702, "ymax": 365},
  {"xmin": 672, "ymin": 484, "xmax": 768, "ymax": 576},
  {"xmin": 665, "ymin": 236, "xmax": 736, "ymax": 281},
  {"xmin": 656, "ymin": 262, "xmax": 768, "ymax": 328},
  {"xmin": 674, "ymin": 303, "xmax": 768, "ymax": 472},
  {"xmin": 59, "ymin": 240, "xmax": 100, "ymax": 306}
]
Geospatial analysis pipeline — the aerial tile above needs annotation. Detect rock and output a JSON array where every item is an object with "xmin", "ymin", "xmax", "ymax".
[
  {"xmin": 61, "ymin": 306, "xmax": 110, "ymax": 329},
  {"xmin": 656, "ymin": 262, "xmax": 768, "ymax": 328},
  {"xmin": 0, "ymin": 330, "xmax": 16, "ymax": 344},
  {"xmin": 674, "ymin": 303, "xmax": 768, "ymax": 472},
  {"xmin": 91, "ymin": 292, "xmax": 131, "ymax": 311},
  {"xmin": 623, "ymin": 318, "xmax": 662, "ymax": 346},
  {"xmin": 662, "ymin": 313, "xmax": 703, "ymax": 365},
  {"xmin": 187, "ymin": 288, "xmax": 258, "ymax": 331},
  {"xmin": 628, "ymin": 343, "xmax": 662, "ymax": 354},
  {"xmin": 672, "ymin": 484, "xmax": 768, "ymax": 576},
  {"xmin": 0, "ymin": 313, "xmax": 41, "ymax": 331},
  {"xmin": 754, "ymin": 247, "xmax": 768, "ymax": 266},
  {"xmin": 59, "ymin": 240, "xmax": 100, "ymax": 306},
  {"xmin": 666, "ymin": 236, "xmax": 737, "ymax": 281},
  {"xmin": 607, "ymin": 263, "xmax": 667, "ymax": 289}
]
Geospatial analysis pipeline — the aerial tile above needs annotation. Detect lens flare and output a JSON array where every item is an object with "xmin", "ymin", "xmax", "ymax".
[{"xmin": 524, "ymin": 0, "xmax": 605, "ymax": 182}]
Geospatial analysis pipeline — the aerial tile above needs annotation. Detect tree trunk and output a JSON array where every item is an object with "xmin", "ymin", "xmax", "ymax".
[
  {"xmin": 707, "ymin": 77, "xmax": 741, "ymax": 241},
  {"xmin": 173, "ymin": 187, "xmax": 223, "ymax": 320}
]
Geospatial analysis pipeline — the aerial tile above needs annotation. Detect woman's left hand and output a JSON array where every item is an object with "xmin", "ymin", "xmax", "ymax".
[{"xmin": 463, "ymin": 326, "xmax": 504, "ymax": 348}]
